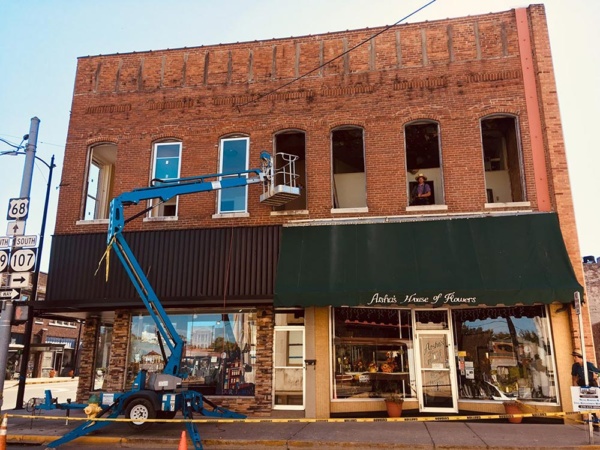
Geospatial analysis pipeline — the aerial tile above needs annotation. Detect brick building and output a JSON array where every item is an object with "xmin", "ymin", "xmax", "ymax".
[
  {"xmin": 8, "ymin": 272, "xmax": 83, "ymax": 379},
  {"xmin": 41, "ymin": 4, "xmax": 590, "ymax": 418}
]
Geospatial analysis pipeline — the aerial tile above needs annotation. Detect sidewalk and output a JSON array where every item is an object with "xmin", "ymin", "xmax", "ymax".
[
  {"xmin": 4, "ymin": 376, "xmax": 78, "ymax": 389},
  {"xmin": 4, "ymin": 407, "xmax": 600, "ymax": 449}
]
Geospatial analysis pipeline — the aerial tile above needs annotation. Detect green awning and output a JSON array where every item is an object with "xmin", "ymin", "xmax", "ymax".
[{"xmin": 274, "ymin": 213, "xmax": 582, "ymax": 308}]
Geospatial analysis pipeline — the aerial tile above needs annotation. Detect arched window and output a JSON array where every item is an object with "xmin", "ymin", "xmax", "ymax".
[
  {"xmin": 331, "ymin": 126, "xmax": 366, "ymax": 209},
  {"xmin": 404, "ymin": 121, "xmax": 444, "ymax": 206},
  {"xmin": 480, "ymin": 116, "xmax": 525, "ymax": 203},
  {"xmin": 150, "ymin": 141, "xmax": 182, "ymax": 217},
  {"xmin": 84, "ymin": 143, "xmax": 116, "ymax": 220},
  {"xmin": 274, "ymin": 130, "xmax": 307, "ymax": 211}
]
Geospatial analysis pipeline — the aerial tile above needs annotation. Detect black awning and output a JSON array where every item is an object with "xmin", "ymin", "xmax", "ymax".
[{"xmin": 274, "ymin": 213, "xmax": 582, "ymax": 308}]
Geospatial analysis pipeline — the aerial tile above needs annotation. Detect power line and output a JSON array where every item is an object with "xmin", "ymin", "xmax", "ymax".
[{"xmin": 237, "ymin": 0, "xmax": 437, "ymax": 109}]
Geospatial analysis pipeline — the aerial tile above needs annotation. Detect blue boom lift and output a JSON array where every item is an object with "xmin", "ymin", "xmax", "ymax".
[{"xmin": 39, "ymin": 152, "xmax": 299, "ymax": 449}]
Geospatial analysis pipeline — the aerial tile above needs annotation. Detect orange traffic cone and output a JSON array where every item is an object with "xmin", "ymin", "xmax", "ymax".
[
  {"xmin": 178, "ymin": 430, "xmax": 187, "ymax": 450},
  {"xmin": 0, "ymin": 414, "xmax": 7, "ymax": 450}
]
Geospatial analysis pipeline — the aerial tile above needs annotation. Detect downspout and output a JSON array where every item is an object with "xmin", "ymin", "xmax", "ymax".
[{"xmin": 515, "ymin": 8, "xmax": 551, "ymax": 211}]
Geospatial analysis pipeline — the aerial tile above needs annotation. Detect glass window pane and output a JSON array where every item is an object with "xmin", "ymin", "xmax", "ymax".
[
  {"xmin": 452, "ymin": 306, "xmax": 556, "ymax": 403},
  {"xmin": 128, "ymin": 311, "xmax": 256, "ymax": 396},
  {"xmin": 222, "ymin": 139, "xmax": 247, "ymax": 173},
  {"xmin": 156, "ymin": 143, "xmax": 181, "ymax": 158},
  {"xmin": 220, "ymin": 183, "xmax": 246, "ymax": 212}
]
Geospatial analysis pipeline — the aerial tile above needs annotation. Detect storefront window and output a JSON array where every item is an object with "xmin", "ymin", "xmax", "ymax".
[
  {"xmin": 94, "ymin": 324, "xmax": 113, "ymax": 390},
  {"xmin": 452, "ymin": 306, "xmax": 557, "ymax": 403},
  {"xmin": 128, "ymin": 311, "xmax": 257, "ymax": 396},
  {"xmin": 332, "ymin": 308, "xmax": 414, "ymax": 400}
]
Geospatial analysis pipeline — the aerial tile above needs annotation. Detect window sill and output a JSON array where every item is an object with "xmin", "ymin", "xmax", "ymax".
[
  {"xmin": 76, "ymin": 219, "xmax": 109, "ymax": 226},
  {"xmin": 143, "ymin": 216, "xmax": 179, "ymax": 222},
  {"xmin": 405, "ymin": 205, "xmax": 449, "ymax": 212},
  {"xmin": 331, "ymin": 207, "xmax": 369, "ymax": 214},
  {"xmin": 212, "ymin": 212, "xmax": 250, "ymax": 219},
  {"xmin": 270, "ymin": 210, "xmax": 309, "ymax": 216},
  {"xmin": 484, "ymin": 202, "xmax": 531, "ymax": 209}
]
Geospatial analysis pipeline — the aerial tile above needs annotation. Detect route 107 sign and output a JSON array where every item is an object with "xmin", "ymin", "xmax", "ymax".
[
  {"xmin": 7, "ymin": 197, "xmax": 30, "ymax": 220},
  {"xmin": 9, "ymin": 248, "xmax": 37, "ymax": 273}
]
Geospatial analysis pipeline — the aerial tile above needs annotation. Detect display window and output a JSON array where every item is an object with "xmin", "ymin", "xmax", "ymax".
[
  {"xmin": 332, "ymin": 307, "xmax": 414, "ymax": 400},
  {"xmin": 128, "ymin": 311, "xmax": 257, "ymax": 396},
  {"xmin": 452, "ymin": 305, "xmax": 557, "ymax": 403}
]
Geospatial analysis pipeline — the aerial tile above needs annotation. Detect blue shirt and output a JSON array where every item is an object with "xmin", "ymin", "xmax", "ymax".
[{"xmin": 572, "ymin": 361, "xmax": 600, "ymax": 386}]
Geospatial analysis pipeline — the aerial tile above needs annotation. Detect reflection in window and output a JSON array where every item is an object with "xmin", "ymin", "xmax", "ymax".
[
  {"xmin": 128, "ymin": 311, "xmax": 257, "ymax": 396},
  {"xmin": 94, "ymin": 325, "xmax": 113, "ymax": 390},
  {"xmin": 150, "ymin": 142, "xmax": 181, "ymax": 217},
  {"xmin": 452, "ymin": 306, "xmax": 556, "ymax": 403},
  {"xmin": 332, "ymin": 308, "xmax": 413, "ymax": 400},
  {"xmin": 332, "ymin": 127, "xmax": 366, "ymax": 209},
  {"xmin": 219, "ymin": 137, "xmax": 249, "ymax": 213}
]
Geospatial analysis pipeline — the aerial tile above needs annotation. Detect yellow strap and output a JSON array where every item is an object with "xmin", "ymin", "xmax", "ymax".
[{"xmin": 95, "ymin": 237, "xmax": 114, "ymax": 282}]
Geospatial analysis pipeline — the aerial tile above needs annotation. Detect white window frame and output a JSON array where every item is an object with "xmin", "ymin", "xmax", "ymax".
[
  {"xmin": 84, "ymin": 144, "xmax": 116, "ymax": 220},
  {"xmin": 217, "ymin": 136, "xmax": 250, "ymax": 214},
  {"xmin": 149, "ymin": 141, "xmax": 182, "ymax": 218}
]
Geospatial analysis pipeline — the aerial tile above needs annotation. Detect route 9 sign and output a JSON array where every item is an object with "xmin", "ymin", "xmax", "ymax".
[
  {"xmin": 9, "ymin": 248, "xmax": 37, "ymax": 273},
  {"xmin": 0, "ymin": 249, "xmax": 8, "ymax": 273}
]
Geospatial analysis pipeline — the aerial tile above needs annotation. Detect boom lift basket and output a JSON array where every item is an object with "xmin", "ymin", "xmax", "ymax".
[{"xmin": 260, "ymin": 152, "xmax": 301, "ymax": 206}]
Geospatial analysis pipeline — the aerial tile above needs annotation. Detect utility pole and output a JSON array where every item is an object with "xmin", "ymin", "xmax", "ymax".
[{"xmin": 0, "ymin": 117, "xmax": 40, "ymax": 412}]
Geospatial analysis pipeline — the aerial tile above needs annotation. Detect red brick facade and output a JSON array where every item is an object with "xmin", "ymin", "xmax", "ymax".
[{"xmin": 55, "ymin": 5, "xmax": 589, "ymax": 411}]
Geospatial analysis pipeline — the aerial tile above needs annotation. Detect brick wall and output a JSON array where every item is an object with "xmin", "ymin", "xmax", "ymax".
[
  {"xmin": 55, "ymin": 8, "xmax": 538, "ymax": 235},
  {"xmin": 585, "ymin": 263, "xmax": 600, "ymax": 362},
  {"xmin": 76, "ymin": 317, "xmax": 99, "ymax": 402}
]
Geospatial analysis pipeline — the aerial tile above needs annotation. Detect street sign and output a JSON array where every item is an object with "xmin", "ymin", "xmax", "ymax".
[
  {"xmin": 0, "ymin": 236, "xmax": 10, "ymax": 249},
  {"xmin": 9, "ymin": 272, "xmax": 31, "ymax": 289},
  {"xmin": 7, "ymin": 197, "xmax": 30, "ymax": 220},
  {"xmin": 0, "ymin": 249, "xmax": 9, "ymax": 273},
  {"xmin": 0, "ymin": 288, "xmax": 20, "ymax": 300},
  {"xmin": 13, "ymin": 235, "xmax": 37, "ymax": 248},
  {"xmin": 9, "ymin": 248, "xmax": 36, "ymax": 273},
  {"xmin": 6, "ymin": 221, "xmax": 25, "ymax": 236}
]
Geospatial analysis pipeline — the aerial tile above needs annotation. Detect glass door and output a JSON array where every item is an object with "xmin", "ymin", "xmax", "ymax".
[
  {"xmin": 273, "ymin": 326, "xmax": 305, "ymax": 410},
  {"xmin": 413, "ymin": 310, "xmax": 458, "ymax": 413}
]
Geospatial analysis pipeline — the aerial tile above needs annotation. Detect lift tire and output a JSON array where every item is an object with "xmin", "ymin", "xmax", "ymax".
[
  {"xmin": 125, "ymin": 398, "xmax": 156, "ymax": 431},
  {"xmin": 156, "ymin": 410, "xmax": 177, "ymax": 420}
]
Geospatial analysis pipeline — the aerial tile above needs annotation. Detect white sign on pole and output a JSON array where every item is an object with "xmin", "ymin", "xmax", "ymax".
[
  {"xmin": 0, "ymin": 249, "xmax": 9, "ymax": 273},
  {"xmin": 13, "ymin": 235, "xmax": 37, "ymax": 248},
  {"xmin": 9, "ymin": 248, "xmax": 37, "ymax": 272},
  {"xmin": 0, "ymin": 237, "xmax": 10, "ymax": 249},
  {"xmin": 9, "ymin": 272, "xmax": 31, "ymax": 289},
  {"xmin": 6, "ymin": 221, "xmax": 25, "ymax": 236},
  {"xmin": 572, "ymin": 386, "xmax": 600, "ymax": 411},
  {"xmin": 0, "ymin": 288, "xmax": 20, "ymax": 300},
  {"xmin": 7, "ymin": 197, "xmax": 30, "ymax": 220}
]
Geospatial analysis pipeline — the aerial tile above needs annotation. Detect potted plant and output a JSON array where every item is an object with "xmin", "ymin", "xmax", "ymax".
[
  {"xmin": 383, "ymin": 393, "xmax": 404, "ymax": 417},
  {"xmin": 502, "ymin": 400, "xmax": 523, "ymax": 424}
]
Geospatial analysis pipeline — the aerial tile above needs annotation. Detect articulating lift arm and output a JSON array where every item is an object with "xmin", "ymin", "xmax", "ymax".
[{"xmin": 106, "ymin": 152, "xmax": 274, "ymax": 378}]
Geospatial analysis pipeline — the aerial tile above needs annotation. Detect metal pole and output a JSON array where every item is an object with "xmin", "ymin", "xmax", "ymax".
[
  {"xmin": 14, "ymin": 155, "xmax": 54, "ymax": 409},
  {"xmin": 0, "ymin": 117, "xmax": 39, "ymax": 412}
]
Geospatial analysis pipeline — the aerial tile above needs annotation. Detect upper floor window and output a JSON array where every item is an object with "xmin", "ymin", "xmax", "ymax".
[
  {"xmin": 218, "ymin": 136, "xmax": 249, "ymax": 213},
  {"xmin": 274, "ymin": 130, "xmax": 307, "ymax": 211},
  {"xmin": 331, "ymin": 127, "xmax": 366, "ymax": 209},
  {"xmin": 150, "ymin": 142, "xmax": 182, "ymax": 217},
  {"xmin": 84, "ymin": 143, "xmax": 116, "ymax": 220},
  {"xmin": 481, "ymin": 116, "xmax": 525, "ymax": 203},
  {"xmin": 405, "ymin": 121, "xmax": 444, "ymax": 206}
]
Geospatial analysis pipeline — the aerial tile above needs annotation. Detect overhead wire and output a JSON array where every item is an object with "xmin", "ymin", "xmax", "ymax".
[{"xmin": 236, "ymin": 0, "xmax": 438, "ymax": 109}]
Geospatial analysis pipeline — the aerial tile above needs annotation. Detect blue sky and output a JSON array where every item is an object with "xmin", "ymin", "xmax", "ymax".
[{"xmin": 1, "ymin": 0, "xmax": 599, "ymax": 272}]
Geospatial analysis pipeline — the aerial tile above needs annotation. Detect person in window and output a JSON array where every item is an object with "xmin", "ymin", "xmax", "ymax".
[
  {"xmin": 411, "ymin": 173, "xmax": 431, "ymax": 205},
  {"xmin": 572, "ymin": 351, "xmax": 600, "ymax": 387}
]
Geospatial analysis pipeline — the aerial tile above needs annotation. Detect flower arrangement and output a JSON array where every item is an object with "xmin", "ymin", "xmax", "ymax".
[{"xmin": 383, "ymin": 392, "xmax": 404, "ymax": 404}]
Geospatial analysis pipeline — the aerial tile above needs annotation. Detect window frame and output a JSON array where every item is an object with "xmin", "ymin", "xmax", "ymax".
[
  {"xmin": 330, "ymin": 126, "xmax": 367, "ymax": 210},
  {"xmin": 149, "ymin": 141, "xmax": 182, "ymax": 217},
  {"xmin": 217, "ymin": 136, "xmax": 250, "ymax": 214},
  {"xmin": 83, "ymin": 143, "xmax": 116, "ymax": 220}
]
